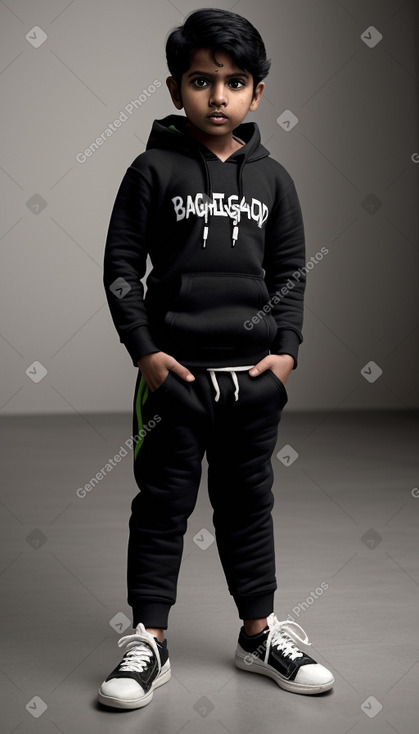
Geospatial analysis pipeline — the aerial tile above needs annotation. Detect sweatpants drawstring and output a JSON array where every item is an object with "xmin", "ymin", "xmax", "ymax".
[{"xmin": 206, "ymin": 366, "xmax": 254, "ymax": 403}]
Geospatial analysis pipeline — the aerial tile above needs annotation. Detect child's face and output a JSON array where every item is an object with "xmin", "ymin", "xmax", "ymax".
[{"xmin": 166, "ymin": 48, "xmax": 264, "ymax": 140}]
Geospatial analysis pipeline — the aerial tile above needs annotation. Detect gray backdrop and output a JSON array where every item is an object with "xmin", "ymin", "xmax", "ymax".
[{"xmin": 1, "ymin": 0, "xmax": 418, "ymax": 415}]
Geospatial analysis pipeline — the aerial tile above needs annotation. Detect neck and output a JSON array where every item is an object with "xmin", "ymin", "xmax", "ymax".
[{"xmin": 184, "ymin": 122, "xmax": 243, "ymax": 160}]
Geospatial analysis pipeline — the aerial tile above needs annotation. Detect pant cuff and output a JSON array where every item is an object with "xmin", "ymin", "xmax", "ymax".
[
  {"xmin": 234, "ymin": 592, "xmax": 275, "ymax": 620},
  {"xmin": 131, "ymin": 599, "xmax": 172, "ymax": 629}
]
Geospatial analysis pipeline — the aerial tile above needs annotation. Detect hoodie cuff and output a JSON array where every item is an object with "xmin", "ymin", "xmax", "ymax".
[
  {"xmin": 270, "ymin": 329, "xmax": 302, "ymax": 369},
  {"xmin": 122, "ymin": 325, "xmax": 160, "ymax": 366}
]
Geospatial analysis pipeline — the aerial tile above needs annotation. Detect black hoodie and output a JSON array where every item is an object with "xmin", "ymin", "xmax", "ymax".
[{"xmin": 103, "ymin": 114, "xmax": 306, "ymax": 369}]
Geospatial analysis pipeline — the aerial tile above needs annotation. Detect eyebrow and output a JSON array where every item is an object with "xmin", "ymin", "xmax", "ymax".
[{"xmin": 187, "ymin": 70, "xmax": 249, "ymax": 78}]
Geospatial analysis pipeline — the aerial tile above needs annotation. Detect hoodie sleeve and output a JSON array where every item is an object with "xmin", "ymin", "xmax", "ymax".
[
  {"xmin": 263, "ymin": 179, "xmax": 306, "ymax": 369},
  {"xmin": 103, "ymin": 165, "xmax": 159, "ymax": 366}
]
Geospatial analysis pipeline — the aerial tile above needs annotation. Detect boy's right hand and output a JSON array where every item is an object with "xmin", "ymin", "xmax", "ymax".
[{"xmin": 137, "ymin": 352, "xmax": 195, "ymax": 392}]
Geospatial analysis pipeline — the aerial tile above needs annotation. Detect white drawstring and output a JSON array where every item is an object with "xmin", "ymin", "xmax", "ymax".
[
  {"xmin": 206, "ymin": 366, "xmax": 254, "ymax": 402},
  {"xmin": 208, "ymin": 370, "xmax": 221, "ymax": 402}
]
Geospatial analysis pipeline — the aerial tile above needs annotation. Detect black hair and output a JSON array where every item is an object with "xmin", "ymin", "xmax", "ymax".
[{"xmin": 165, "ymin": 8, "xmax": 271, "ymax": 92}]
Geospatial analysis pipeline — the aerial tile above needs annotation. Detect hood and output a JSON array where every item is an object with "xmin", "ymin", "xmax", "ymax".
[{"xmin": 146, "ymin": 114, "xmax": 270, "ymax": 248}]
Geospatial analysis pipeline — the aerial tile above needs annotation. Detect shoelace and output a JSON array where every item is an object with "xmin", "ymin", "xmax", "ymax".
[
  {"xmin": 266, "ymin": 613, "xmax": 311, "ymax": 662},
  {"xmin": 116, "ymin": 624, "xmax": 161, "ymax": 674}
]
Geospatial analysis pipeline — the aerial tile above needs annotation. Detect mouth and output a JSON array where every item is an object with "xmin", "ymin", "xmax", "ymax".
[{"xmin": 207, "ymin": 111, "xmax": 228, "ymax": 120}]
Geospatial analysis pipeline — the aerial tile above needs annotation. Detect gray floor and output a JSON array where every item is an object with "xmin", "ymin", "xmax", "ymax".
[{"xmin": 1, "ymin": 409, "xmax": 419, "ymax": 734}]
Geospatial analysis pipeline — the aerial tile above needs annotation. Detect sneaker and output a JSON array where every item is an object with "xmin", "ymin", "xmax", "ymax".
[
  {"xmin": 98, "ymin": 623, "xmax": 171, "ymax": 709},
  {"xmin": 235, "ymin": 612, "xmax": 334, "ymax": 695}
]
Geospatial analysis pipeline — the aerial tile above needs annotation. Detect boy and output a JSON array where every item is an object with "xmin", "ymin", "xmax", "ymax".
[{"xmin": 99, "ymin": 8, "xmax": 334, "ymax": 710}]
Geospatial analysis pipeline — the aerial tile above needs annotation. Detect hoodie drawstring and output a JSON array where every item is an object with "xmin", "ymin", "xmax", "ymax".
[
  {"xmin": 232, "ymin": 154, "xmax": 246, "ymax": 247},
  {"xmin": 200, "ymin": 154, "xmax": 212, "ymax": 248},
  {"xmin": 206, "ymin": 365, "xmax": 254, "ymax": 402},
  {"xmin": 199, "ymin": 151, "xmax": 246, "ymax": 248}
]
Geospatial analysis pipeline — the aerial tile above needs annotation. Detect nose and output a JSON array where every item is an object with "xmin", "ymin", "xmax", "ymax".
[{"xmin": 209, "ymin": 81, "xmax": 227, "ymax": 107}]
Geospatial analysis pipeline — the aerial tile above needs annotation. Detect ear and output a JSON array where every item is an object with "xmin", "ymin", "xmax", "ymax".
[
  {"xmin": 166, "ymin": 76, "xmax": 183, "ymax": 110},
  {"xmin": 249, "ymin": 81, "xmax": 265, "ymax": 112}
]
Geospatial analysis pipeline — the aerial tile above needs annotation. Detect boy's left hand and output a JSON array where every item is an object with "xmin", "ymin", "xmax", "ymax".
[{"xmin": 249, "ymin": 354, "xmax": 294, "ymax": 385}]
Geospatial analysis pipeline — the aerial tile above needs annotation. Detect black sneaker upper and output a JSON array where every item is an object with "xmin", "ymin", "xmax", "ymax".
[
  {"xmin": 239, "ymin": 626, "xmax": 317, "ymax": 682},
  {"xmin": 105, "ymin": 638, "xmax": 169, "ymax": 693}
]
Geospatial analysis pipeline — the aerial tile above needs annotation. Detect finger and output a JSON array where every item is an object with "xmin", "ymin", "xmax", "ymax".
[
  {"xmin": 170, "ymin": 359, "xmax": 195, "ymax": 382},
  {"xmin": 249, "ymin": 357, "xmax": 271, "ymax": 377}
]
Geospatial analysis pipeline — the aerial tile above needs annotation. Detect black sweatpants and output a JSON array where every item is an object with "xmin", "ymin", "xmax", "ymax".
[{"xmin": 127, "ymin": 367, "xmax": 288, "ymax": 629}]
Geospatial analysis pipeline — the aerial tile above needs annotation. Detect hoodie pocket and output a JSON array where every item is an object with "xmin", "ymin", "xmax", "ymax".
[{"xmin": 164, "ymin": 272, "xmax": 278, "ymax": 351}]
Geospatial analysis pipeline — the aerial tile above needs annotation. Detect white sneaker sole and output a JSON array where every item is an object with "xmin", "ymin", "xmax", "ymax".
[
  {"xmin": 98, "ymin": 659, "xmax": 171, "ymax": 709},
  {"xmin": 235, "ymin": 645, "xmax": 334, "ymax": 695}
]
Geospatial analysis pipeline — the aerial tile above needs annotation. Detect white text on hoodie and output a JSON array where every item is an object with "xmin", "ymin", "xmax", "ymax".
[{"xmin": 171, "ymin": 193, "xmax": 269, "ymax": 228}]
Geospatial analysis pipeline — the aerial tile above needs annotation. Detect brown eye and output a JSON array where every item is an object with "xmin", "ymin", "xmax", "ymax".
[
  {"xmin": 192, "ymin": 77, "xmax": 209, "ymax": 88},
  {"xmin": 229, "ymin": 79, "xmax": 245, "ymax": 89}
]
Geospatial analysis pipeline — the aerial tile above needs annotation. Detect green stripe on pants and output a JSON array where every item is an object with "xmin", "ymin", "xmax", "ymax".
[{"xmin": 134, "ymin": 375, "xmax": 149, "ymax": 460}]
